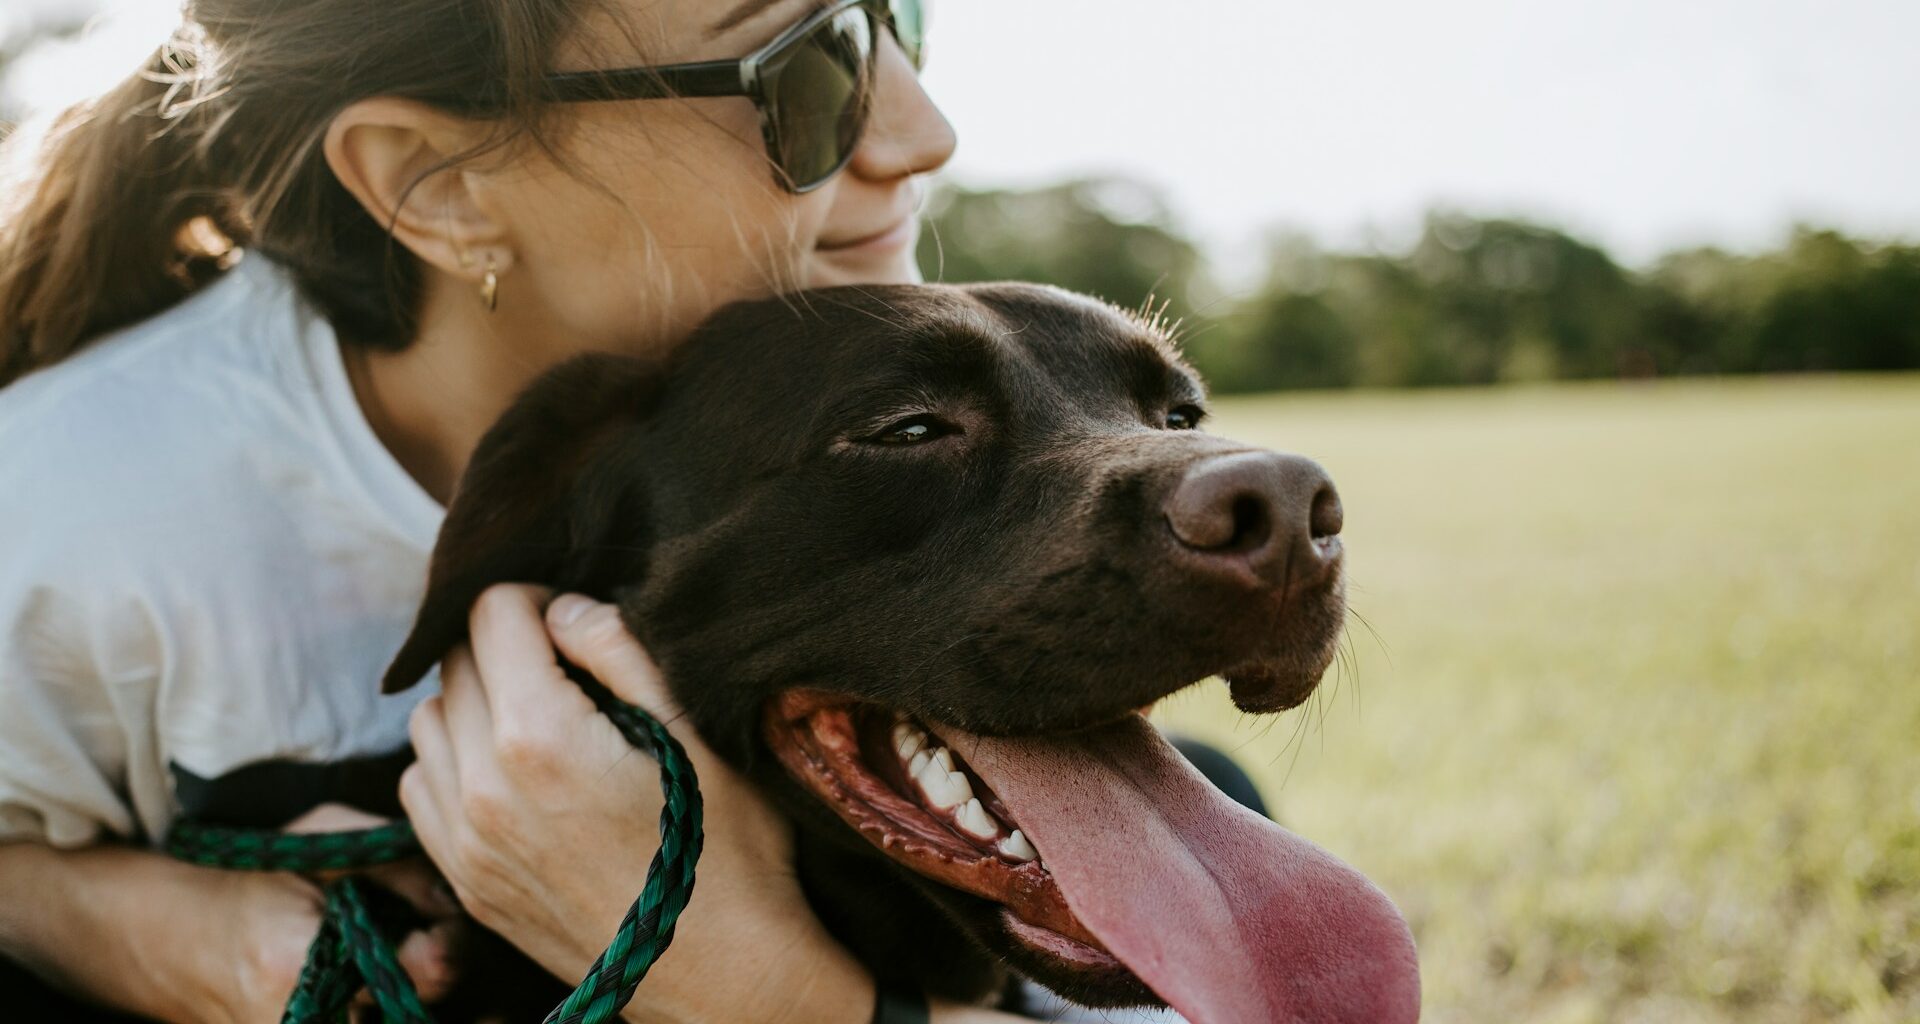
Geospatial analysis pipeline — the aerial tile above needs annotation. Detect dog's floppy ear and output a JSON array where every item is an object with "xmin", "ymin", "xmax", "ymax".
[{"xmin": 382, "ymin": 353, "xmax": 661, "ymax": 694}]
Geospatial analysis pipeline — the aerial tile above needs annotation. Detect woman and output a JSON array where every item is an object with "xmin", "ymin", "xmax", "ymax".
[{"xmin": 0, "ymin": 0, "xmax": 1035, "ymax": 1019}]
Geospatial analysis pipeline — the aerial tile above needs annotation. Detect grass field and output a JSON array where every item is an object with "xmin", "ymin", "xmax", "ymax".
[{"xmin": 1151, "ymin": 374, "xmax": 1920, "ymax": 1024}]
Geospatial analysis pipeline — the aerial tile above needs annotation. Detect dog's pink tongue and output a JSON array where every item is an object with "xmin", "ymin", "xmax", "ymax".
[{"xmin": 946, "ymin": 716, "xmax": 1419, "ymax": 1024}]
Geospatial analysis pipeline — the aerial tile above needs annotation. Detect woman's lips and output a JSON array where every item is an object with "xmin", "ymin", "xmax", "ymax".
[{"xmin": 817, "ymin": 217, "xmax": 916, "ymax": 255}]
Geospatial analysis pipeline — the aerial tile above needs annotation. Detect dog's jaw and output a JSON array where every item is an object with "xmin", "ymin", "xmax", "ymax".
[
  {"xmin": 760, "ymin": 692, "xmax": 1161, "ymax": 1006},
  {"xmin": 765, "ymin": 695, "xmax": 1093, "ymax": 939}
]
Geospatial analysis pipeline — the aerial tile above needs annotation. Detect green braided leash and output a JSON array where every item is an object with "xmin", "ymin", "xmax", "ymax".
[{"xmin": 165, "ymin": 671, "xmax": 703, "ymax": 1024}]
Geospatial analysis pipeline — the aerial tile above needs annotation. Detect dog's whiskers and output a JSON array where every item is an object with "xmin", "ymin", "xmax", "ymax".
[{"xmin": 1274, "ymin": 696, "xmax": 1315, "ymax": 791}]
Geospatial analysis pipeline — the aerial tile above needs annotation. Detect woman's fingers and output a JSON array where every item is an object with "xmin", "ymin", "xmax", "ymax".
[
  {"xmin": 393, "ymin": 920, "xmax": 463, "ymax": 1002},
  {"xmin": 283, "ymin": 803, "xmax": 401, "ymax": 887},
  {"xmin": 284, "ymin": 801, "xmax": 389, "ymax": 835},
  {"xmin": 402, "ymin": 700, "xmax": 466, "ymax": 904},
  {"xmin": 276, "ymin": 800, "xmax": 463, "ymax": 1006},
  {"xmin": 545, "ymin": 594, "xmax": 679, "ymax": 720},
  {"xmin": 362, "ymin": 857, "xmax": 462, "ymax": 922},
  {"xmin": 434, "ymin": 647, "xmax": 498, "ymax": 793},
  {"xmin": 345, "ymin": 921, "xmax": 459, "ymax": 1012},
  {"xmin": 465, "ymin": 584, "xmax": 592, "ymax": 740},
  {"xmin": 407, "ymin": 692, "xmax": 459, "ymax": 808}
]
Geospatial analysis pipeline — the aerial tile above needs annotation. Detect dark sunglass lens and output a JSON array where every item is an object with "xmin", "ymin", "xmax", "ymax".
[{"xmin": 766, "ymin": 8, "xmax": 873, "ymax": 190}]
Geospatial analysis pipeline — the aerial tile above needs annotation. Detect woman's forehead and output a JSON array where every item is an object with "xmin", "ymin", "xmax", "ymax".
[{"xmin": 560, "ymin": 0, "xmax": 821, "ymax": 67}]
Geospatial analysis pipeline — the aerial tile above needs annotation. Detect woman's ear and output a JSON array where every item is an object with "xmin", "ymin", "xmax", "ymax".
[
  {"xmin": 383, "ymin": 354, "xmax": 665, "ymax": 693},
  {"xmin": 322, "ymin": 97, "xmax": 513, "ymax": 279}
]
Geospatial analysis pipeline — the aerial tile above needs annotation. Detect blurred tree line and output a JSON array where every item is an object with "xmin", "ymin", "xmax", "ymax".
[{"xmin": 917, "ymin": 179, "xmax": 1920, "ymax": 392}]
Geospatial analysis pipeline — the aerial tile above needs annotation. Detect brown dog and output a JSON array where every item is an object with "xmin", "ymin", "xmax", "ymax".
[{"xmin": 384, "ymin": 284, "xmax": 1418, "ymax": 1023}]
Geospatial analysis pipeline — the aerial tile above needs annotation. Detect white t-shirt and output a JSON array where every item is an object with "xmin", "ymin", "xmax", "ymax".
[{"xmin": 0, "ymin": 255, "xmax": 444, "ymax": 847}]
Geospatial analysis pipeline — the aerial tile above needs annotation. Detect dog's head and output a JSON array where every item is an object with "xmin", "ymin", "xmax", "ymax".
[{"xmin": 384, "ymin": 284, "xmax": 1418, "ymax": 1023}]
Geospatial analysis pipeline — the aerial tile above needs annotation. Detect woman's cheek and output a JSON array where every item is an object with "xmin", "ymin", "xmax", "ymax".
[{"xmin": 504, "ymin": 115, "xmax": 831, "ymax": 347}]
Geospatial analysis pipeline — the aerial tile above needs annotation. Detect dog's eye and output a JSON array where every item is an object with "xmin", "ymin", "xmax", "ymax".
[
  {"xmin": 869, "ymin": 415, "xmax": 956, "ymax": 446},
  {"xmin": 1165, "ymin": 404, "xmax": 1206, "ymax": 430}
]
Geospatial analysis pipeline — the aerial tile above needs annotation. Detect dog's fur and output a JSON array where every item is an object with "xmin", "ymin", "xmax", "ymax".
[{"xmin": 385, "ymin": 283, "xmax": 1346, "ymax": 1006}]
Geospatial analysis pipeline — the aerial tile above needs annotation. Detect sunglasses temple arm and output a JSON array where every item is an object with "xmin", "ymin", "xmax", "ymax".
[{"xmin": 543, "ymin": 62, "xmax": 747, "ymax": 103}]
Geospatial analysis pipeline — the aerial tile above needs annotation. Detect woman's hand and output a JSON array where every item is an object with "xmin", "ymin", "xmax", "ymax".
[
  {"xmin": 218, "ymin": 803, "xmax": 464, "ymax": 1023},
  {"xmin": 198, "ymin": 868, "xmax": 326, "ymax": 1023},
  {"xmin": 400, "ymin": 585, "xmax": 874, "ymax": 1024},
  {"xmin": 0, "ymin": 814, "xmax": 459, "ymax": 1024}
]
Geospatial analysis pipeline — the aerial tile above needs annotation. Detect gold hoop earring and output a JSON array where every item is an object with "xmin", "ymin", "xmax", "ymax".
[{"xmin": 480, "ymin": 256, "xmax": 500, "ymax": 313}]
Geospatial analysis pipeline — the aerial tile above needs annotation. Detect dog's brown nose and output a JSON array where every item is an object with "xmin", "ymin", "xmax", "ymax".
[{"xmin": 1164, "ymin": 452, "xmax": 1343, "ymax": 590}]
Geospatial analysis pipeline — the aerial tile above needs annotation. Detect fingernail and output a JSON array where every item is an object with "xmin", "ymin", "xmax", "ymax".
[{"xmin": 549, "ymin": 593, "xmax": 594, "ymax": 627}]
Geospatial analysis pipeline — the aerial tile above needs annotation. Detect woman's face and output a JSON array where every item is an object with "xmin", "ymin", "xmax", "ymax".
[{"xmin": 478, "ymin": 0, "xmax": 956, "ymax": 357}]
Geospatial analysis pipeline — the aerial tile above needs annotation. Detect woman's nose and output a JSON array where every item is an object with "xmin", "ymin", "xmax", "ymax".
[{"xmin": 847, "ymin": 37, "xmax": 957, "ymax": 182}]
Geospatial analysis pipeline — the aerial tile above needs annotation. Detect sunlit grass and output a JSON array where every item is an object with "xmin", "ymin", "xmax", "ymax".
[{"xmin": 1152, "ymin": 374, "xmax": 1920, "ymax": 1023}]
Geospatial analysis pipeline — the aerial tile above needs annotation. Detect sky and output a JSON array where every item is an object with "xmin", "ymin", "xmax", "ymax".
[{"xmin": 7, "ymin": 0, "xmax": 1917, "ymax": 272}]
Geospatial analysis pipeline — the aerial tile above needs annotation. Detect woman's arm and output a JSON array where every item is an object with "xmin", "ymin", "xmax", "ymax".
[
  {"xmin": 0, "ymin": 811, "xmax": 463, "ymax": 1024},
  {"xmin": 0, "ymin": 841, "xmax": 323, "ymax": 1023}
]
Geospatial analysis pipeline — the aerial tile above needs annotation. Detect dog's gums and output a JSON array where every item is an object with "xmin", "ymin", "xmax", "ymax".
[{"xmin": 765, "ymin": 692, "xmax": 1114, "ymax": 959}]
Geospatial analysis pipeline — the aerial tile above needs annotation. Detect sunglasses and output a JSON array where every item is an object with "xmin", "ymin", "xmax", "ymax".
[{"xmin": 543, "ymin": 0, "xmax": 927, "ymax": 193}]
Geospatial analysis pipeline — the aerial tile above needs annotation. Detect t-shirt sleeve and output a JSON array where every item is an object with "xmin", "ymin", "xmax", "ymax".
[
  {"xmin": 0, "ymin": 576, "xmax": 145, "ymax": 847},
  {"xmin": 0, "ymin": 414, "xmax": 159, "ymax": 848}
]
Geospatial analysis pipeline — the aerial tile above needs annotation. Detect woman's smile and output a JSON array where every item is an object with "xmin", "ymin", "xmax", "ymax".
[{"xmin": 818, "ymin": 214, "xmax": 917, "ymax": 255}]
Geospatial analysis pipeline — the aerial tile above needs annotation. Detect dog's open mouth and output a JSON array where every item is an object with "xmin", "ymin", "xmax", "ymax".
[
  {"xmin": 765, "ymin": 692, "xmax": 1120, "ymax": 969},
  {"xmin": 765, "ymin": 690, "xmax": 1423, "ymax": 1024}
]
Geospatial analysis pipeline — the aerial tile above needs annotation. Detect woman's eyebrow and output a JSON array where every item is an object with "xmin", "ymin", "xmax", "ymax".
[{"xmin": 709, "ymin": 0, "xmax": 795, "ymax": 39}]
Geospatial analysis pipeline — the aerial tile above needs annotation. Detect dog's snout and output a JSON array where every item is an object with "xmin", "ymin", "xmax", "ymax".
[{"xmin": 1164, "ymin": 452, "xmax": 1342, "ymax": 590}]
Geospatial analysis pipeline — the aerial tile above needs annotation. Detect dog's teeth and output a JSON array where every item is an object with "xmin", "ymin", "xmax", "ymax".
[
  {"xmin": 908, "ymin": 750, "xmax": 932, "ymax": 778},
  {"xmin": 931, "ymin": 747, "xmax": 956, "ymax": 772},
  {"xmin": 914, "ymin": 752, "xmax": 942, "ymax": 783},
  {"xmin": 998, "ymin": 829, "xmax": 1038, "ymax": 862},
  {"xmin": 893, "ymin": 724, "xmax": 927, "ymax": 761},
  {"xmin": 937, "ymin": 770, "xmax": 974, "ymax": 809},
  {"xmin": 956, "ymin": 798, "xmax": 999, "ymax": 840},
  {"xmin": 927, "ymin": 771, "xmax": 966, "ymax": 809},
  {"xmin": 914, "ymin": 753, "xmax": 947, "ymax": 790},
  {"xmin": 919, "ymin": 765, "xmax": 971, "ymax": 810}
]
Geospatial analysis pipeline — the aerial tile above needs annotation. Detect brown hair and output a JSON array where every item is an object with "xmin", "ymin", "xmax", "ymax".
[{"xmin": 0, "ymin": 0, "xmax": 592, "ymax": 387}]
